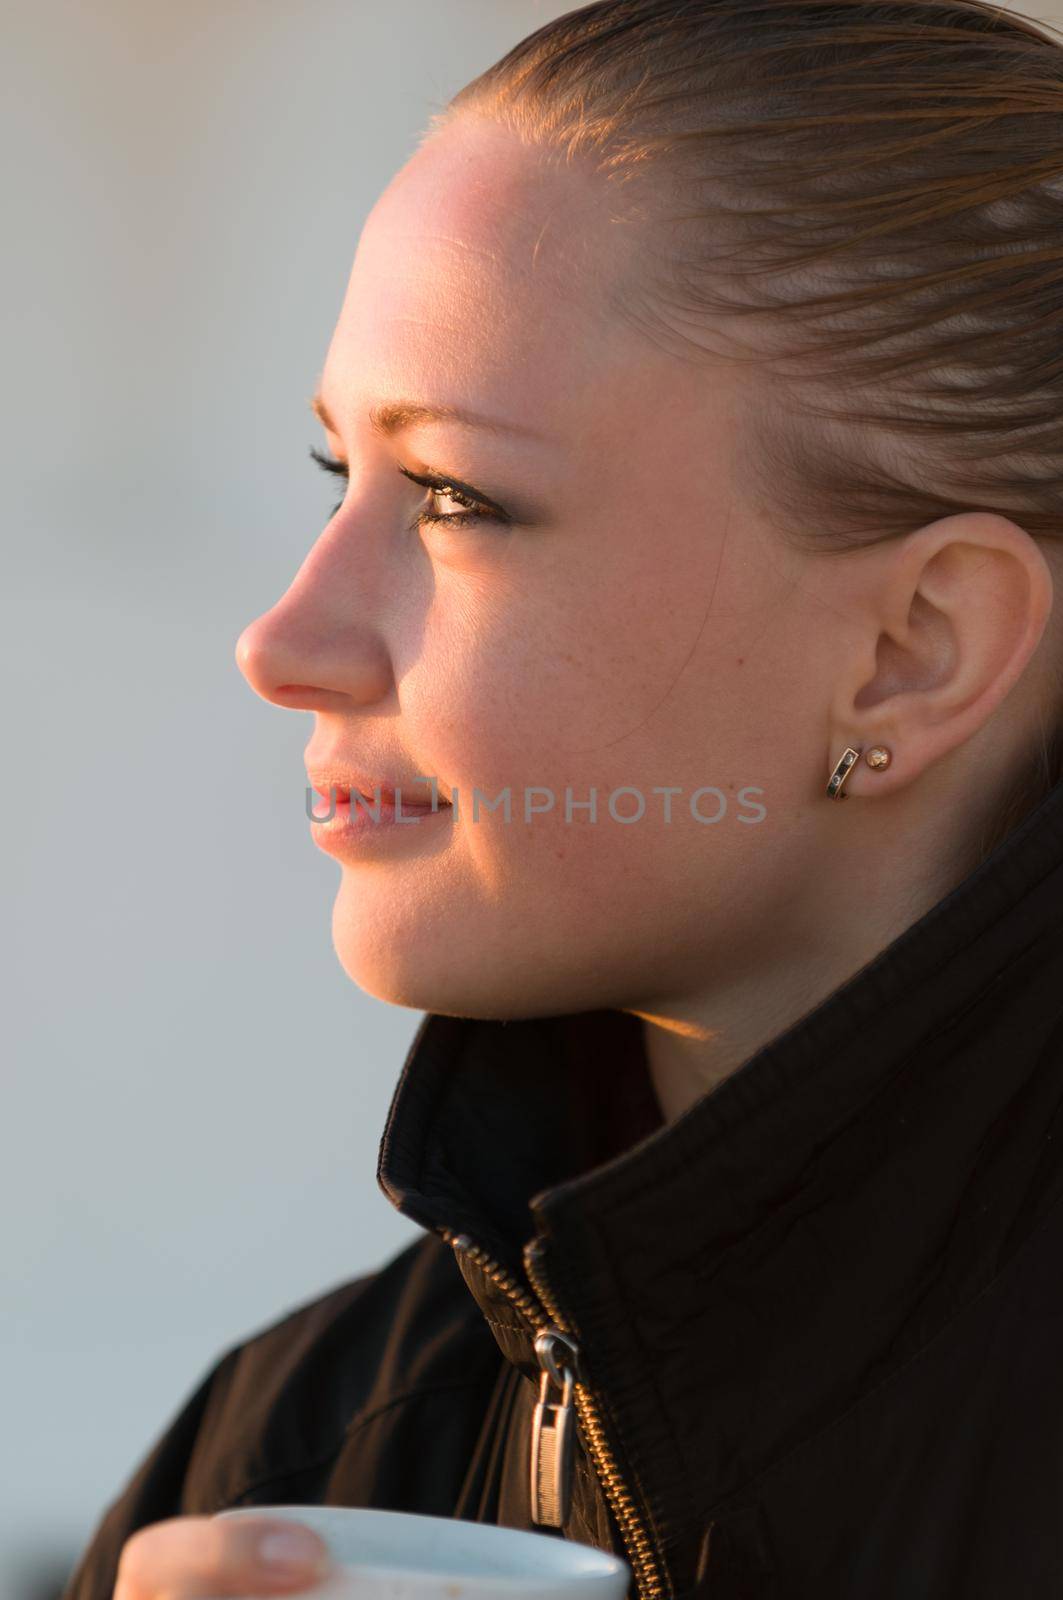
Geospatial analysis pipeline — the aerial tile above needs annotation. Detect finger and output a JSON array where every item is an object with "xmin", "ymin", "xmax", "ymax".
[{"xmin": 113, "ymin": 1514, "xmax": 332, "ymax": 1600}]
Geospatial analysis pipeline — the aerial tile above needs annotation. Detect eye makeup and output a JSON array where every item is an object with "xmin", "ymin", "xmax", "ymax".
[{"xmin": 309, "ymin": 446, "xmax": 512, "ymax": 531}]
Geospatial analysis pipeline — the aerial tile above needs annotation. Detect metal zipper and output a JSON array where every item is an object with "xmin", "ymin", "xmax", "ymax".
[
  {"xmin": 530, "ymin": 1327, "xmax": 579, "ymax": 1527},
  {"xmin": 441, "ymin": 1226, "xmax": 670, "ymax": 1600}
]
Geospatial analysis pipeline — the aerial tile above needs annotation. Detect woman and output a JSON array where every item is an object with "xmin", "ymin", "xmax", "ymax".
[{"xmin": 66, "ymin": 1, "xmax": 1063, "ymax": 1596}]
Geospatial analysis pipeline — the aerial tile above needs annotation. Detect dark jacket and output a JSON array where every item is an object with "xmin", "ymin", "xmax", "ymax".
[{"xmin": 62, "ymin": 772, "xmax": 1063, "ymax": 1600}]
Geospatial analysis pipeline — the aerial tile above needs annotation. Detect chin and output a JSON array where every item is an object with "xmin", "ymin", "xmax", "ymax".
[
  {"xmin": 332, "ymin": 922, "xmax": 515, "ymax": 1015},
  {"xmin": 329, "ymin": 888, "xmax": 485, "ymax": 1014},
  {"xmin": 328, "ymin": 893, "xmax": 602, "ymax": 1020}
]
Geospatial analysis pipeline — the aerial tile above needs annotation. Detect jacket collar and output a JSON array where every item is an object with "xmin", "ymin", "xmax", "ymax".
[{"xmin": 377, "ymin": 773, "xmax": 1063, "ymax": 1584}]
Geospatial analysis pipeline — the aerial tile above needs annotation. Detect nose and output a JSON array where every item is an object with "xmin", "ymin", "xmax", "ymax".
[{"xmin": 234, "ymin": 538, "xmax": 394, "ymax": 713}]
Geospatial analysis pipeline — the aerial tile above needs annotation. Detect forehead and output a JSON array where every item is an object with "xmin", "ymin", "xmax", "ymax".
[{"xmin": 320, "ymin": 116, "xmax": 638, "ymax": 430}]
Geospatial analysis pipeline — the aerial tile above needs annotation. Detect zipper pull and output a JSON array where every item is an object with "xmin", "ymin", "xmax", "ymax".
[{"xmin": 530, "ymin": 1327, "xmax": 580, "ymax": 1528}]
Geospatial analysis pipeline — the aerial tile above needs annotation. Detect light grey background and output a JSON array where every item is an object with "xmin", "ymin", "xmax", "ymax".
[{"xmin": 5, "ymin": 2, "xmax": 1063, "ymax": 1597}]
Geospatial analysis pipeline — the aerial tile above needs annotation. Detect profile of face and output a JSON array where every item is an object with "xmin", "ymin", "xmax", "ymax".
[{"xmin": 234, "ymin": 113, "xmax": 1053, "ymax": 1026}]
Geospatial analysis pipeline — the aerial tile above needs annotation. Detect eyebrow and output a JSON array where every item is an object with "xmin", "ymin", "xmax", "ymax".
[{"xmin": 310, "ymin": 391, "xmax": 551, "ymax": 443}]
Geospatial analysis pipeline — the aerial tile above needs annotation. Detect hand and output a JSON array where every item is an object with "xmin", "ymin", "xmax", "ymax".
[{"xmin": 113, "ymin": 1514, "xmax": 333, "ymax": 1598}]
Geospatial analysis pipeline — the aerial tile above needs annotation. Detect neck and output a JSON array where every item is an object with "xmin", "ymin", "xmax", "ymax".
[{"xmin": 634, "ymin": 776, "xmax": 1007, "ymax": 1124}]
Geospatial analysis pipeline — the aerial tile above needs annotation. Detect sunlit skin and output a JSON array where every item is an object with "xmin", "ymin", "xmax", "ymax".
[{"xmin": 235, "ymin": 114, "xmax": 1059, "ymax": 1124}]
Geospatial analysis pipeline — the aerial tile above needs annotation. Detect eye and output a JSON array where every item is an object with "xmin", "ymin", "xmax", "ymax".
[{"xmin": 308, "ymin": 447, "xmax": 509, "ymax": 531}]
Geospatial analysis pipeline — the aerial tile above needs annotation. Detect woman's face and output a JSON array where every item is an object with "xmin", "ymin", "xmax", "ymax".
[{"xmin": 235, "ymin": 115, "xmax": 845, "ymax": 1019}]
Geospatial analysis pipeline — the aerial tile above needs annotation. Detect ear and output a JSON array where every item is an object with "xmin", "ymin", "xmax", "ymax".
[{"xmin": 828, "ymin": 512, "xmax": 1055, "ymax": 799}]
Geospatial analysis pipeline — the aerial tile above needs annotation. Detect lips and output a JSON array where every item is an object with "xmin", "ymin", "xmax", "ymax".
[{"xmin": 306, "ymin": 766, "xmax": 448, "ymax": 810}]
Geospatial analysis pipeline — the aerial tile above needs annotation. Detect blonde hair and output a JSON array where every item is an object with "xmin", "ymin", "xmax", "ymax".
[{"xmin": 431, "ymin": 0, "xmax": 1063, "ymax": 858}]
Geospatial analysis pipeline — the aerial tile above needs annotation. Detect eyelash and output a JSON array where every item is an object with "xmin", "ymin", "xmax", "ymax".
[{"xmin": 308, "ymin": 446, "xmax": 505, "ymax": 531}]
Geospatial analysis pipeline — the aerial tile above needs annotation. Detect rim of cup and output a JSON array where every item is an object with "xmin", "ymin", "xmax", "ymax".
[{"xmin": 212, "ymin": 1506, "xmax": 631, "ymax": 1592}]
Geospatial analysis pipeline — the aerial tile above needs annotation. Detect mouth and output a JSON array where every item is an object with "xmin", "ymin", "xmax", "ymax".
[
  {"xmin": 306, "ymin": 763, "xmax": 454, "ymax": 857},
  {"xmin": 306, "ymin": 768, "xmax": 451, "ymax": 811}
]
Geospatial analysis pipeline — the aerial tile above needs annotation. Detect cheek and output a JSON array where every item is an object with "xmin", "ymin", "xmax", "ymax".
[
  {"xmin": 395, "ymin": 498, "xmax": 809, "ymax": 910},
  {"xmin": 408, "ymin": 533, "xmax": 744, "ymax": 787},
  {"xmin": 329, "ymin": 528, "xmax": 817, "ymax": 1011}
]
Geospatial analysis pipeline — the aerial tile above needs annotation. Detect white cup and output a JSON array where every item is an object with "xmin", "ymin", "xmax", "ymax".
[{"xmin": 211, "ymin": 1505, "xmax": 632, "ymax": 1600}]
